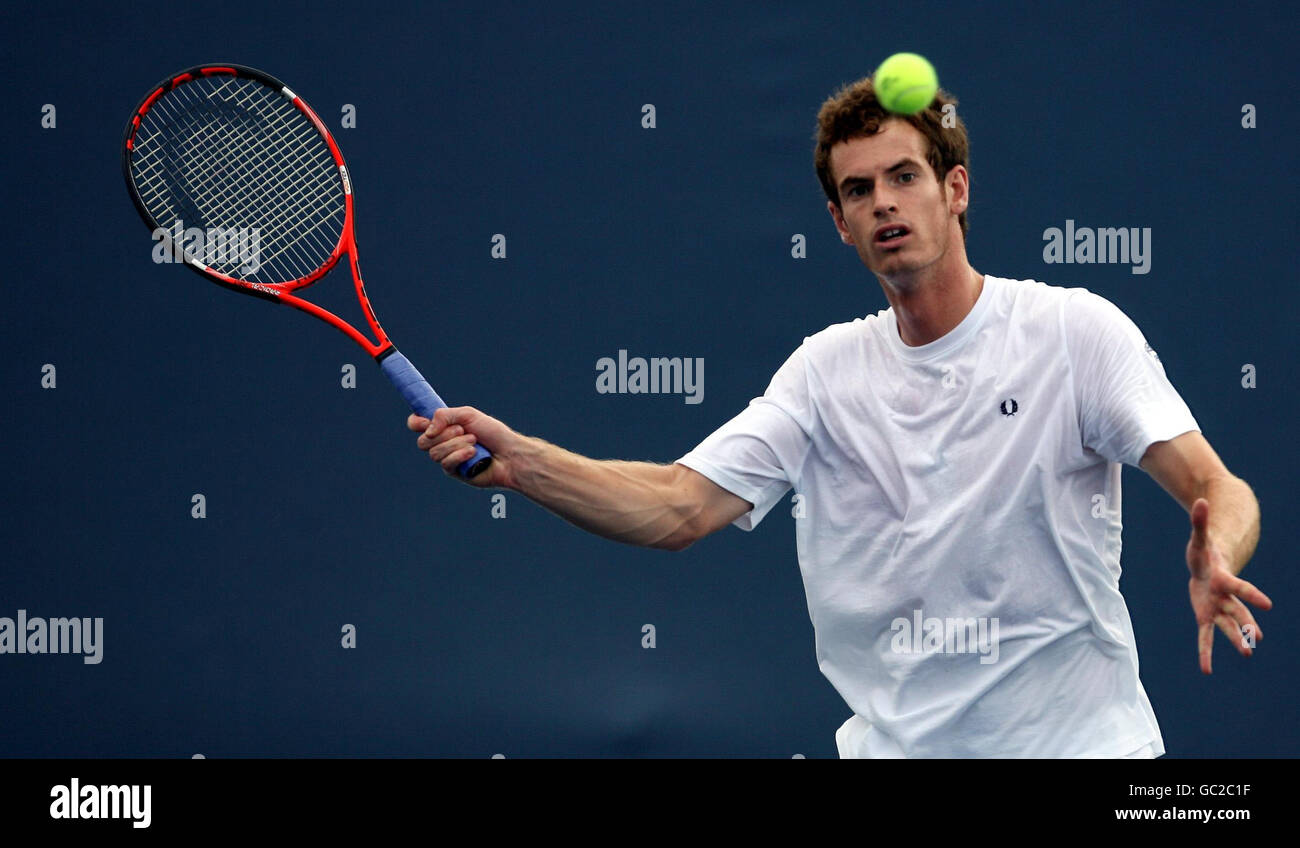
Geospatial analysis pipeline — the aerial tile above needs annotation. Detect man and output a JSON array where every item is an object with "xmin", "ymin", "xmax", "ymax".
[{"xmin": 408, "ymin": 76, "xmax": 1270, "ymax": 757}]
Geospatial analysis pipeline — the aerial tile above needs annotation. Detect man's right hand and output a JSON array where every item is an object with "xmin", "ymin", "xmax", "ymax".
[
  {"xmin": 406, "ymin": 408, "xmax": 752, "ymax": 550},
  {"xmin": 408, "ymin": 407, "xmax": 519, "ymax": 489}
]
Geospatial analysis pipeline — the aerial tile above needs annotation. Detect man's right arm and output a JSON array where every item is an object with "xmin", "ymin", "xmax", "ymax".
[{"xmin": 408, "ymin": 408, "xmax": 753, "ymax": 551}]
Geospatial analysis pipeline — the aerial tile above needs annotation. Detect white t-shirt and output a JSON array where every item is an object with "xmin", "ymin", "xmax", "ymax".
[{"xmin": 676, "ymin": 275, "xmax": 1199, "ymax": 758}]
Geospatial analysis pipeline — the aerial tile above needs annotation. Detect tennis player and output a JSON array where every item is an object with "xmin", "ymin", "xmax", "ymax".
[{"xmin": 409, "ymin": 77, "xmax": 1270, "ymax": 758}]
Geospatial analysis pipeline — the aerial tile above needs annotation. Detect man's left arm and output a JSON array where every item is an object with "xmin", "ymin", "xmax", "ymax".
[
  {"xmin": 1140, "ymin": 431, "xmax": 1260, "ymax": 574},
  {"xmin": 1141, "ymin": 431, "xmax": 1272, "ymax": 673}
]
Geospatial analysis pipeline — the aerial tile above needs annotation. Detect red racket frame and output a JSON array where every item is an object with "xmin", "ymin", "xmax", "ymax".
[{"xmin": 123, "ymin": 64, "xmax": 393, "ymax": 359}]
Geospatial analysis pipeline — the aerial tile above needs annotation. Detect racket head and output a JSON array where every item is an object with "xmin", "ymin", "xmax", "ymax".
[{"xmin": 121, "ymin": 64, "xmax": 353, "ymax": 300}]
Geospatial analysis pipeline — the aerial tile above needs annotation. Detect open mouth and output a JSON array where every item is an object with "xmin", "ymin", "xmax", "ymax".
[{"xmin": 875, "ymin": 225, "xmax": 910, "ymax": 248}]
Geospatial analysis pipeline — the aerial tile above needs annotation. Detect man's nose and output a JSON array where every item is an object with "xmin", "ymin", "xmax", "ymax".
[{"xmin": 873, "ymin": 187, "xmax": 898, "ymax": 215}]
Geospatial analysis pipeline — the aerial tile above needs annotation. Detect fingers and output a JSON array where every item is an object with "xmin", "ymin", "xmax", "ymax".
[
  {"xmin": 408, "ymin": 407, "xmax": 463, "ymax": 454},
  {"xmin": 440, "ymin": 443, "xmax": 480, "ymax": 476},
  {"xmin": 1198, "ymin": 621, "xmax": 1214, "ymax": 674},
  {"xmin": 1188, "ymin": 498, "xmax": 1210, "ymax": 551},
  {"xmin": 433, "ymin": 436, "xmax": 479, "ymax": 476},
  {"xmin": 1197, "ymin": 591, "xmax": 1269, "ymax": 674},
  {"xmin": 409, "ymin": 408, "xmax": 466, "ymax": 446},
  {"xmin": 408, "ymin": 407, "xmax": 469, "ymax": 431},
  {"xmin": 405, "ymin": 406, "xmax": 498, "ymax": 482},
  {"xmin": 1220, "ymin": 594, "xmax": 1263, "ymax": 643},
  {"xmin": 418, "ymin": 424, "xmax": 468, "ymax": 453},
  {"xmin": 1184, "ymin": 501, "xmax": 1214, "ymax": 581},
  {"xmin": 1213, "ymin": 613, "xmax": 1247, "ymax": 660},
  {"xmin": 1230, "ymin": 576, "xmax": 1274, "ymax": 611}
]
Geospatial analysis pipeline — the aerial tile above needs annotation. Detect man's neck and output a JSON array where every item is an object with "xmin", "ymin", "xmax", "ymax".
[{"xmin": 880, "ymin": 263, "xmax": 984, "ymax": 347}]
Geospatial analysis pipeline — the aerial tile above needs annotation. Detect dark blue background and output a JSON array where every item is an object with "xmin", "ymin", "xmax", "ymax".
[{"xmin": 3, "ymin": 0, "xmax": 1295, "ymax": 757}]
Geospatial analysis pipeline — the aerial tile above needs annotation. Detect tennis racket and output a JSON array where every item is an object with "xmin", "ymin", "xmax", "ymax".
[{"xmin": 121, "ymin": 63, "xmax": 491, "ymax": 478}]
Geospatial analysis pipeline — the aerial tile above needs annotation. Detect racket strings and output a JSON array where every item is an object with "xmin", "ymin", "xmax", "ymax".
[
  {"xmin": 134, "ymin": 86, "xmax": 303, "ymax": 255},
  {"xmin": 169, "ymin": 80, "xmax": 338, "ymax": 252},
  {"xmin": 160, "ymin": 78, "xmax": 342, "ymax": 277},
  {"xmin": 166, "ymin": 87, "xmax": 305, "ymax": 231},
  {"xmin": 130, "ymin": 75, "xmax": 346, "ymax": 284},
  {"xmin": 168, "ymin": 78, "xmax": 342, "ymax": 279}
]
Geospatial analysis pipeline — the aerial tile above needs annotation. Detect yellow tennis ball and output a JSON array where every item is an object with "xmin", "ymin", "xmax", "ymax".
[{"xmin": 873, "ymin": 53, "xmax": 939, "ymax": 115}]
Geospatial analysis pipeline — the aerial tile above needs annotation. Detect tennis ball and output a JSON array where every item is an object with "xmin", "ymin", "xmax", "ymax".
[{"xmin": 873, "ymin": 53, "xmax": 939, "ymax": 115}]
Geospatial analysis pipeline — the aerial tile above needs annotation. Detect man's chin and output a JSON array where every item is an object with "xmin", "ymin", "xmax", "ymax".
[
  {"xmin": 870, "ymin": 252, "xmax": 917, "ymax": 275},
  {"xmin": 871, "ymin": 255, "xmax": 932, "ymax": 289}
]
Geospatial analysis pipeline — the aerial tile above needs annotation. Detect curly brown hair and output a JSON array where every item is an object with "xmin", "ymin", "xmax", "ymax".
[{"xmin": 814, "ymin": 76, "xmax": 970, "ymax": 239}]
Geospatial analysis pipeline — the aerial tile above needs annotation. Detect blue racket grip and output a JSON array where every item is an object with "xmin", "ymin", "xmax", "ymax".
[{"xmin": 380, "ymin": 350, "xmax": 493, "ymax": 479}]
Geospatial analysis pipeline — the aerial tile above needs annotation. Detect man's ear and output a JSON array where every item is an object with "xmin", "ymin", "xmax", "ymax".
[
  {"xmin": 946, "ymin": 165, "xmax": 970, "ymax": 213},
  {"xmin": 827, "ymin": 200, "xmax": 853, "ymax": 244}
]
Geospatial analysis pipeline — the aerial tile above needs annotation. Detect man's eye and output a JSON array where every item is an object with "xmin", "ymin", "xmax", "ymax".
[
  {"xmin": 848, "ymin": 185, "xmax": 868, "ymax": 197},
  {"xmin": 899, "ymin": 172, "xmax": 916, "ymax": 183}
]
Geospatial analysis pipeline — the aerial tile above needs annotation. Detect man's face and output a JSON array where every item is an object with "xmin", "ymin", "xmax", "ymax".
[{"xmin": 826, "ymin": 119, "xmax": 966, "ymax": 284}]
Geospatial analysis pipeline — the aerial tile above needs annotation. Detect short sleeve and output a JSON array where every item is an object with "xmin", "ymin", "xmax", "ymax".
[
  {"xmin": 675, "ymin": 343, "xmax": 815, "ymax": 530},
  {"xmin": 1064, "ymin": 289, "xmax": 1200, "ymax": 467}
]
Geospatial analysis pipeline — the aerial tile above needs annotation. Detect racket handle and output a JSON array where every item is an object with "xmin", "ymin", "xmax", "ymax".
[{"xmin": 379, "ymin": 349, "xmax": 493, "ymax": 479}]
